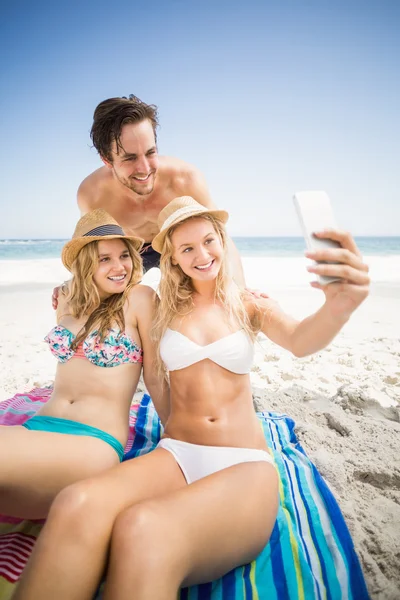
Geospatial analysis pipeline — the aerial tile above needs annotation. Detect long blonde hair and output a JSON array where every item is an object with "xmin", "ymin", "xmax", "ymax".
[
  {"xmin": 65, "ymin": 238, "xmax": 143, "ymax": 348},
  {"xmin": 152, "ymin": 214, "xmax": 258, "ymax": 374}
]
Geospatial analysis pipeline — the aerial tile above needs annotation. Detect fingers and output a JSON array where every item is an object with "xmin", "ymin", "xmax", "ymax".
[
  {"xmin": 305, "ymin": 248, "xmax": 369, "ymax": 273},
  {"xmin": 311, "ymin": 280, "xmax": 369, "ymax": 300},
  {"xmin": 307, "ymin": 263, "xmax": 370, "ymax": 286},
  {"xmin": 52, "ymin": 286, "xmax": 60, "ymax": 310},
  {"xmin": 306, "ymin": 231, "xmax": 369, "ymax": 281},
  {"xmin": 244, "ymin": 288, "xmax": 270, "ymax": 299},
  {"xmin": 313, "ymin": 230, "xmax": 362, "ymax": 258}
]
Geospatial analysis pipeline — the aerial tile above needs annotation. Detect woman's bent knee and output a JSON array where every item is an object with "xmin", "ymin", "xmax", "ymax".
[
  {"xmin": 51, "ymin": 481, "xmax": 94, "ymax": 514},
  {"xmin": 113, "ymin": 503, "xmax": 162, "ymax": 546},
  {"xmin": 112, "ymin": 503, "xmax": 178, "ymax": 564},
  {"xmin": 48, "ymin": 479, "xmax": 105, "ymax": 539}
]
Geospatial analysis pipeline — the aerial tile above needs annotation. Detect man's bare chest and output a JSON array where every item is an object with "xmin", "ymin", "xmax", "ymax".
[
  {"xmin": 99, "ymin": 198, "xmax": 161, "ymax": 240},
  {"xmin": 96, "ymin": 178, "xmax": 179, "ymax": 240}
]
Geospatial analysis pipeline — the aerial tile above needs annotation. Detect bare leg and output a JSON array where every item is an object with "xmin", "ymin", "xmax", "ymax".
[
  {"xmin": 103, "ymin": 461, "xmax": 279, "ymax": 600},
  {"xmin": 0, "ymin": 425, "xmax": 119, "ymax": 518},
  {"xmin": 13, "ymin": 448, "xmax": 186, "ymax": 600}
]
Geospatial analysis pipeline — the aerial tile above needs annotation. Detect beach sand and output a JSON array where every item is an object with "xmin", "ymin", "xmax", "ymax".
[{"xmin": 0, "ymin": 273, "xmax": 399, "ymax": 599}]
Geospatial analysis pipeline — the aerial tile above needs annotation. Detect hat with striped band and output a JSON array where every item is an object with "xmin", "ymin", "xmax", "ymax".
[
  {"xmin": 62, "ymin": 209, "xmax": 144, "ymax": 271},
  {"xmin": 152, "ymin": 196, "xmax": 229, "ymax": 254}
]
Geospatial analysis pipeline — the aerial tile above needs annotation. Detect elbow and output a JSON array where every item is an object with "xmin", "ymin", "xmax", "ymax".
[
  {"xmin": 289, "ymin": 328, "xmax": 313, "ymax": 358},
  {"xmin": 290, "ymin": 344, "xmax": 311, "ymax": 359}
]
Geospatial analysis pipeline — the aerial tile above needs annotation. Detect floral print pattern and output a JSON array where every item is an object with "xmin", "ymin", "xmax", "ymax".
[{"xmin": 45, "ymin": 325, "xmax": 143, "ymax": 368}]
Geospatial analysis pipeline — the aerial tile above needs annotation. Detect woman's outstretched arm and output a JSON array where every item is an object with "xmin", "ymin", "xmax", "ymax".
[{"xmin": 254, "ymin": 230, "xmax": 370, "ymax": 357}]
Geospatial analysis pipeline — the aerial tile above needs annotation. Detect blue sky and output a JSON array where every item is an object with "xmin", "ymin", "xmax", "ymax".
[{"xmin": 0, "ymin": 0, "xmax": 399, "ymax": 238}]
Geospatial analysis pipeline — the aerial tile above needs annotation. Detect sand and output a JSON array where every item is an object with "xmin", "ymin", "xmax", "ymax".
[{"xmin": 0, "ymin": 276, "xmax": 399, "ymax": 598}]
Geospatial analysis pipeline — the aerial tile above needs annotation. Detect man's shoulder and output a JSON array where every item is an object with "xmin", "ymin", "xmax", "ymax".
[
  {"xmin": 158, "ymin": 155, "xmax": 206, "ymax": 196},
  {"xmin": 158, "ymin": 155, "xmax": 214, "ymax": 207},
  {"xmin": 159, "ymin": 155, "xmax": 199, "ymax": 182},
  {"xmin": 77, "ymin": 167, "xmax": 113, "ymax": 212}
]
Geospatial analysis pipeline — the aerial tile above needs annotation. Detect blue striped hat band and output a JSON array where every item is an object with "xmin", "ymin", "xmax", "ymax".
[{"xmin": 83, "ymin": 224, "xmax": 124, "ymax": 237}]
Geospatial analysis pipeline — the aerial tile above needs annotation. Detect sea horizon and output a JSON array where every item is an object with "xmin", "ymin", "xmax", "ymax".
[
  {"xmin": 1, "ymin": 236, "xmax": 400, "ymax": 261},
  {"xmin": 1, "ymin": 236, "xmax": 400, "ymax": 287}
]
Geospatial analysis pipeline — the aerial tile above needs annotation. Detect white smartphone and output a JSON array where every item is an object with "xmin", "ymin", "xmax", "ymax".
[{"xmin": 293, "ymin": 190, "xmax": 341, "ymax": 285}]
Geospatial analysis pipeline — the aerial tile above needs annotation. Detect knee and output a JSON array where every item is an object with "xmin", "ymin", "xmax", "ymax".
[
  {"xmin": 48, "ymin": 480, "xmax": 105, "ymax": 537},
  {"xmin": 50, "ymin": 480, "xmax": 97, "ymax": 516},
  {"xmin": 112, "ymin": 503, "xmax": 172, "ymax": 563}
]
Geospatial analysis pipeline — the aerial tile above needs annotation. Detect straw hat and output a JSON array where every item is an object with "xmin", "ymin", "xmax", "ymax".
[
  {"xmin": 152, "ymin": 197, "xmax": 229, "ymax": 253},
  {"xmin": 62, "ymin": 209, "xmax": 144, "ymax": 271}
]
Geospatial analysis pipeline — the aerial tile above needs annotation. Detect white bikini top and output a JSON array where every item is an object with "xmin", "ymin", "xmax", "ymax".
[{"xmin": 160, "ymin": 328, "xmax": 254, "ymax": 374}]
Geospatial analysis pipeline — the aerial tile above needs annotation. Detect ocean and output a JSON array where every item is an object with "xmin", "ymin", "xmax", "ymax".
[
  {"xmin": 1, "ymin": 237, "xmax": 400, "ymax": 287},
  {"xmin": 1, "ymin": 237, "xmax": 400, "ymax": 260}
]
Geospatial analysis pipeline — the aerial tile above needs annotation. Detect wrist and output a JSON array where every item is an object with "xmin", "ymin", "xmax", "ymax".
[{"xmin": 321, "ymin": 301, "xmax": 351, "ymax": 326}]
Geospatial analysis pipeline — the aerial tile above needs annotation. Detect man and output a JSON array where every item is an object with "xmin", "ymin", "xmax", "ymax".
[{"xmin": 77, "ymin": 94, "xmax": 245, "ymax": 282}]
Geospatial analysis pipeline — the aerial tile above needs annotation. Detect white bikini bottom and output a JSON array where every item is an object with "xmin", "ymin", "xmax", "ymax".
[{"xmin": 157, "ymin": 438, "xmax": 274, "ymax": 484}]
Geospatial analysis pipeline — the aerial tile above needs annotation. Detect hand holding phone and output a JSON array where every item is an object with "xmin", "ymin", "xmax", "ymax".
[{"xmin": 293, "ymin": 191, "xmax": 341, "ymax": 285}]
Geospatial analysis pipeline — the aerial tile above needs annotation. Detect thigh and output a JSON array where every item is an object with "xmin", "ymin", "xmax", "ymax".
[
  {"xmin": 11, "ymin": 449, "xmax": 188, "ymax": 600},
  {"xmin": 0, "ymin": 425, "xmax": 121, "ymax": 518},
  {"xmin": 53, "ymin": 447, "xmax": 188, "ymax": 523},
  {"xmin": 119, "ymin": 460, "xmax": 279, "ymax": 587}
]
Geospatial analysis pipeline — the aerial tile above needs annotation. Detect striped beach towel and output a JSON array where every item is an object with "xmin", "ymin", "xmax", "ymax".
[{"xmin": 0, "ymin": 391, "xmax": 369, "ymax": 600}]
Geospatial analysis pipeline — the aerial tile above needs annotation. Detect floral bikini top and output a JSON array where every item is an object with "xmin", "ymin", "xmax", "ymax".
[{"xmin": 45, "ymin": 325, "xmax": 143, "ymax": 368}]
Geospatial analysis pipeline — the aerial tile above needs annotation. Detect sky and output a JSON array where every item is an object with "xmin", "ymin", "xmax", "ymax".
[{"xmin": 0, "ymin": 0, "xmax": 399, "ymax": 238}]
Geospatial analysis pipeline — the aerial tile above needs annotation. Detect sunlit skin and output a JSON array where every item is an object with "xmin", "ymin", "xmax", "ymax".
[
  {"xmin": 164, "ymin": 218, "xmax": 267, "ymax": 450},
  {"xmin": 0, "ymin": 236, "xmax": 167, "ymax": 520},
  {"xmin": 76, "ymin": 121, "xmax": 247, "ymax": 291},
  {"xmin": 13, "ymin": 217, "xmax": 371, "ymax": 600},
  {"xmin": 12, "ymin": 217, "xmax": 280, "ymax": 600},
  {"xmin": 53, "ymin": 121, "xmax": 247, "ymax": 330},
  {"xmin": 70, "ymin": 118, "xmax": 247, "ymax": 290},
  {"xmin": 77, "ymin": 119, "xmax": 216, "ymax": 245},
  {"xmin": 171, "ymin": 218, "xmax": 224, "ymax": 283},
  {"xmin": 93, "ymin": 239, "xmax": 134, "ymax": 298},
  {"xmin": 102, "ymin": 120, "xmax": 159, "ymax": 197}
]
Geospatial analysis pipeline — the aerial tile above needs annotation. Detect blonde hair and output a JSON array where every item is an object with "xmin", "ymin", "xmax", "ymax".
[
  {"xmin": 66, "ymin": 238, "xmax": 143, "ymax": 348},
  {"xmin": 152, "ymin": 214, "xmax": 259, "ymax": 374}
]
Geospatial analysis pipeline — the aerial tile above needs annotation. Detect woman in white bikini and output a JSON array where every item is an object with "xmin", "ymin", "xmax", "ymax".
[
  {"xmin": 0, "ymin": 209, "xmax": 168, "ymax": 519},
  {"xmin": 14, "ymin": 197, "xmax": 370, "ymax": 599}
]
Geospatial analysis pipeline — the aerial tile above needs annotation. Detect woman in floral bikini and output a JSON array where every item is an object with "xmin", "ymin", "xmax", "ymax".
[{"xmin": 0, "ymin": 209, "xmax": 168, "ymax": 519}]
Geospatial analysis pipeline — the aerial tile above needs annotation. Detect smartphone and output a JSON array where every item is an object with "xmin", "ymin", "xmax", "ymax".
[{"xmin": 293, "ymin": 190, "xmax": 341, "ymax": 285}]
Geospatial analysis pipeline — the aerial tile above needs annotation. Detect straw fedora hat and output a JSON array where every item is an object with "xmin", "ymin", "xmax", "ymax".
[
  {"xmin": 152, "ymin": 197, "xmax": 229, "ymax": 253},
  {"xmin": 62, "ymin": 209, "xmax": 143, "ymax": 271}
]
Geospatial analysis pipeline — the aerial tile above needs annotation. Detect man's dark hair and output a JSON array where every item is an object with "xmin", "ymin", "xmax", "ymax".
[{"xmin": 90, "ymin": 94, "xmax": 159, "ymax": 161}]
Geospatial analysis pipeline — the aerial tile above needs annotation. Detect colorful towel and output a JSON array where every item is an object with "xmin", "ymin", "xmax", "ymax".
[{"xmin": 0, "ymin": 390, "xmax": 369, "ymax": 600}]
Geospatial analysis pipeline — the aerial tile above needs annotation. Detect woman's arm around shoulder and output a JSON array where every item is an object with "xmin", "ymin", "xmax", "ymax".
[
  {"xmin": 127, "ymin": 285, "xmax": 170, "ymax": 426},
  {"xmin": 55, "ymin": 286, "xmax": 71, "ymax": 324}
]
